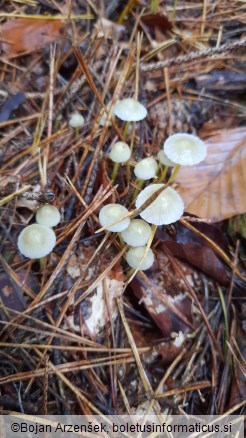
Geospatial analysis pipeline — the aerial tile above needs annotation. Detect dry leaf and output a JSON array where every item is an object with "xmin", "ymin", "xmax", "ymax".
[
  {"xmin": 156, "ymin": 222, "xmax": 229, "ymax": 285},
  {"xmin": 134, "ymin": 282, "xmax": 192, "ymax": 336},
  {"xmin": 0, "ymin": 273, "xmax": 26, "ymax": 315},
  {"xmin": 141, "ymin": 13, "xmax": 173, "ymax": 31},
  {"xmin": 161, "ymin": 241, "xmax": 228, "ymax": 285},
  {"xmin": 177, "ymin": 128, "xmax": 246, "ymax": 222},
  {"xmin": 1, "ymin": 18, "xmax": 63, "ymax": 56}
]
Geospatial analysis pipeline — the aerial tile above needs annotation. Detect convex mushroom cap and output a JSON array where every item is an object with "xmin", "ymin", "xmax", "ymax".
[
  {"xmin": 17, "ymin": 224, "xmax": 56, "ymax": 259},
  {"xmin": 135, "ymin": 183, "xmax": 184, "ymax": 225},
  {"xmin": 69, "ymin": 112, "xmax": 85, "ymax": 128},
  {"xmin": 134, "ymin": 157, "xmax": 157, "ymax": 180},
  {"xmin": 126, "ymin": 246, "xmax": 154, "ymax": 270},
  {"xmin": 99, "ymin": 204, "xmax": 130, "ymax": 232},
  {"xmin": 109, "ymin": 142, "xmax": 131, "ymax": 163},
  {"xmin": 114, "ymin": 98, "xmax": 147, "ymax": 122},
  {"xmin": 36, "ymin": 204, "xmax": 61, "ymax": 227},
  {"xmin": 121, "ymin": 219, "xmax": 152, "ymax": 246},
  {"xmin": 157, "ymin": 150, "xmax": 176, "ymax": 167},
  {"xmin": 164, "ymin": 133, "xmax": 207, "ymax": 165}
]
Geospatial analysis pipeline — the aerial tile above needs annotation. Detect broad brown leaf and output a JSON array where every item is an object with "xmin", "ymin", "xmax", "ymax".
[
  {"xmin": 156, "ymin": 222, "xmax": 229, "ymax": 285},
  {"xmin": 1, "ymin": 18, "xmax": 63, "ymax": 56},
  {"xmin": 160, "ymin": 241, "xmax": 228, "ymax": 285},
  {"xmin": 131, "ymin": 276, "xmax": 193, "ymax": 336},
  {"xmin": 177, "ymin": 128, "xmax": 246, "ymax": 222}
]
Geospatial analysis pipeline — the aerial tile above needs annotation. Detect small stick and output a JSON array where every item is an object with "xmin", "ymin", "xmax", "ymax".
[{"xmin": 140, "ymin": 39, "xmax": 246, "ymax": 73}]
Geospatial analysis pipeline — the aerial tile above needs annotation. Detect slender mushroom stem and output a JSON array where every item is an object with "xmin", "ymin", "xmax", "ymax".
[
  {"xmin": 168, "ymin": 164, "xmax": 181, "ymax": 183},
  {"xmin": 159, "ymin": 165, "xmax": 169, "ymax": 182},
  {"xmin": 132, "ymin": 178, "xmax": 144, "ymax": 199},
  {"xmin": 117, "ymin": 232, "xmax": 125, "ymax": 247},
  {"xmin": 123, "ymin": 121, "xmax": 130, "ymax": 138},
  {"xmin": 111, "ymin": 162, "xmax": 120, "ymax": 183},
  {"xmin": 127, "ymin": 268, "xmax": 135, "ymax": 279},
  {"xmin": 39, "ymin": 257, "xmax": 46, "ymax": 269},
  {"xmin": 75, "ymin": 126, "xmax": 79, "ymax": 140}
]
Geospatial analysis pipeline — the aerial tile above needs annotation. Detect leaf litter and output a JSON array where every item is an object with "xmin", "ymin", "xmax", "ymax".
[
  {"xmin": 1, "ymin": 18, "xmax": 64, "ymax": 57},
  {"xmin": 0, "ymin": 0, "xmax": 245, "ymax": 419}
]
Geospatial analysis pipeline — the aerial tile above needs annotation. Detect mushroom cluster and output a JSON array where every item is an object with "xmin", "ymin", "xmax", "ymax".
[
  {"xmin": 97, "ymin": 96, "xmax": 207, "ymax": 274},
  {"xmin": 122, "ymin": 220, "xmax": 154, "ymax": 271},
  {"xmin": 98, "ymin": 203, "xmax": 155, "ymax": 271},
  {"xmin": 17, "ymin": 204, "xmax": 60, "ymax": 259}
]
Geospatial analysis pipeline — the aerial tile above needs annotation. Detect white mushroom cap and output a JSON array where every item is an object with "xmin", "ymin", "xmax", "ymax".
[
  {"xmin": 126, "ymin": 246, "xmax": 154, "ymax": 270},
  {"xmin": 114, "ymin": 98, "xmax": 147, "ymax": 122},
  {"xmin": 36, "ymin": 204, "xmax": 61, "ymax": 227},
  {"xmin": 99, "ymin": 203, "xmax": 130, "ymax": 232},
  {"xmin": 17, "ymin": 224, "xmax": 56, "ymax": 259},
  {"xmin": 157, "ymin": 150, "xmax": 176, "ymax": 167},
  {"xmin": 135, "ymin": 183, "xmax": 184, "ymax": 225},
  {"xmin": 121, "ymin": 219, "xmax": 152, "ymax": 246},
  {"xmin": 164, "ymin": 133, "xmax": 207, "ymax": 165},
  {"xmin": 108, "ymin": 142, "xmax": 131, "ymax": 163},
  {"xmin": 69, "ymin": 112, "xmax": 85, "ymax": 128},
  {"xmin": 134, "ymin": 157, "xmax": 157, "ymax": 180}
]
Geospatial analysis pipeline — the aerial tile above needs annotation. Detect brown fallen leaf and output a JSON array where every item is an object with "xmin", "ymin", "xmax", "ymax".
[
  {"xmin": 177, "ymin": 128, "xmax": 246, "ymax": 222},
  {"xmin": 0, "ymin": 274, "xmax": 26, "ymax": 315},
  {"xmin": 128, "ymin": 320, "xmax": 185, "ymax": 366},
  {"xmin": 132, "ymin": 275, "xmax": 193, "ymax": 336},
  {"xmin": 160, "ymin": 241, "xmax": 228, "ymax": 285},
  {"xmin": 1, "ymin": 18, "xmax": 63, "ymax": 57},
  {"xmin": 141, "ymin": 13, "xmax": 172, "ymax": 32},
  {"xmin": 156, "ymin": 222, "xmax": 229, "ymax": 285}
]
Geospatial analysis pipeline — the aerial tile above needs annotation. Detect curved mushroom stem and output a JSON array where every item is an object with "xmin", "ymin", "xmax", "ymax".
[{"xmin": 168, "ymin": 164, "xmax": 181, "ymax": 183}]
